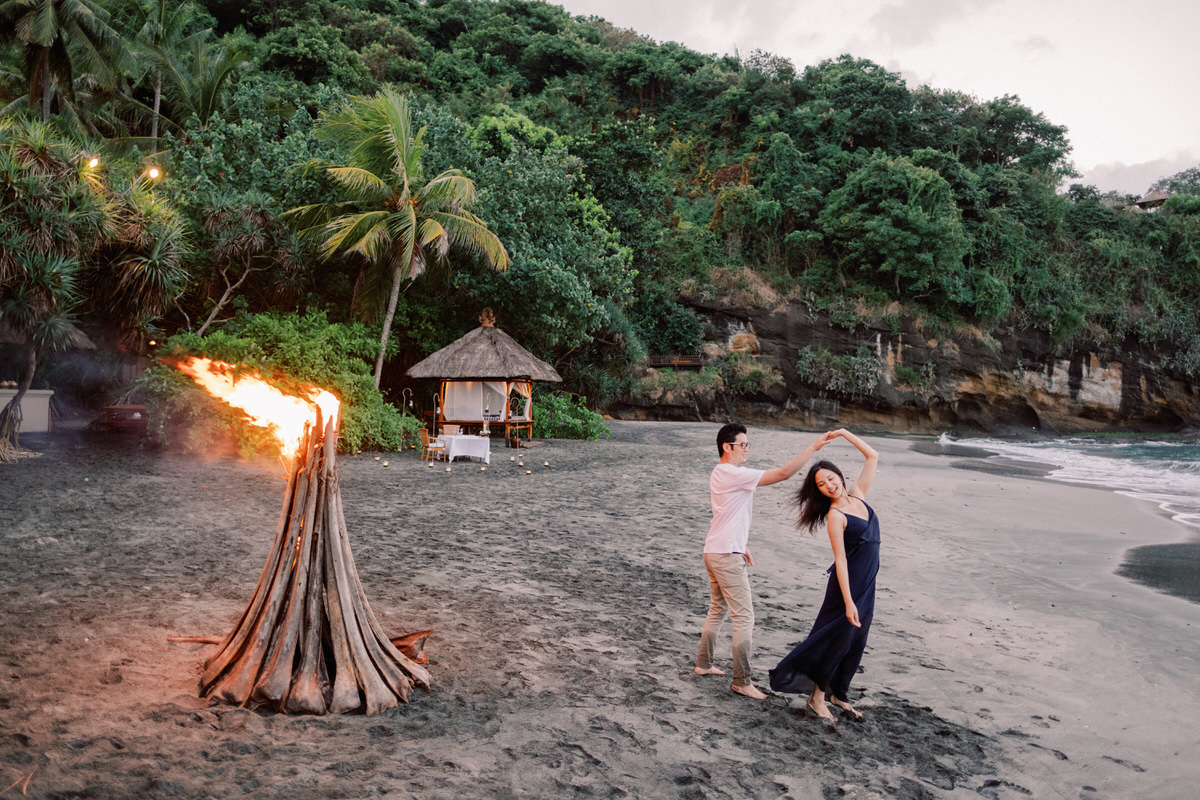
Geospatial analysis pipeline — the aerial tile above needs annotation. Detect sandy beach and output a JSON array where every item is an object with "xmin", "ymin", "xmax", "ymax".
[{"xmin": 2, "ymin": 420, "xmax": 1197, "ymax": 799}]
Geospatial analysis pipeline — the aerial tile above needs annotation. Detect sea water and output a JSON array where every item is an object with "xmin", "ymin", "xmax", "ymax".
[{"xmin": 940, "ymin": 433, "xmax": 1200, "ymax": 604}]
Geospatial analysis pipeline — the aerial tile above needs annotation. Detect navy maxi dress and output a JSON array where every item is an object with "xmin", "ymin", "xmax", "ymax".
[{"xmin": 769, "ymin": 501, "xmax": 880, "ymax": 701}]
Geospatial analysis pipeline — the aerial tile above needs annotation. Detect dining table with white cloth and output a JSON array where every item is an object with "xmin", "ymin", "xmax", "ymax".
[{"xmin": 440, "ymin": 433, "xmax": 491, "ymax": 464}]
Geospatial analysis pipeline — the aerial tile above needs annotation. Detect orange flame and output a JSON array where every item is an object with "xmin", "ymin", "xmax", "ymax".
[{"xmin": 176, "ymin": 357, "xmax": 340, "ymax": 457}]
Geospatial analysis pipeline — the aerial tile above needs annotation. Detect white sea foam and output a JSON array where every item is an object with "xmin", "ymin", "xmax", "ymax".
[{"xmin": 943, "ymin": 434, "xmax": 1200, "ymax": 531}]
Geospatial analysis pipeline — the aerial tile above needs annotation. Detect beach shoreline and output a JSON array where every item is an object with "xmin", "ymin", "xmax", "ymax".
[
  {"xmin": 913, "ymin": 431, "xmax": 1200, "ymax": 605},
  {"xmin": 2, "ymin": 421, "xmax": 1197, "ymax": 798}
]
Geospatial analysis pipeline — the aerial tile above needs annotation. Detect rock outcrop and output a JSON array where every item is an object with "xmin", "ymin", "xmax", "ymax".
[{"xmin": 611, "ymin": 297, "xmax": 1200, "ymax": 435}]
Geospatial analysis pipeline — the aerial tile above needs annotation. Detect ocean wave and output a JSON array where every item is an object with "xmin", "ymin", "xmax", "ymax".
[{"xmin": 942, "ymin": 434, "xmax": 1200, "ymax": 532}]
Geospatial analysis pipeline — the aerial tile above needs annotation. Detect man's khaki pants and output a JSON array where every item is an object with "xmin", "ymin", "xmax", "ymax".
[{"xmin": 697, "ymin": 553, "xmax": 755, "ymax": 687}]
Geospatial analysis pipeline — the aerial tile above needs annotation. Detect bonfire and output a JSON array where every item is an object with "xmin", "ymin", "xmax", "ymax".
[{"xmin": 174, "ymin": 357, "xmax": 430, "ymax": 715}]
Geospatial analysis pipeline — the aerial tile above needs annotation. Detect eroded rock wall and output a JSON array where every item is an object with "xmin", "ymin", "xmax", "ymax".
[{"xmin": 612, "ymin": 298, "xmax": 1200, "ymax": 434}]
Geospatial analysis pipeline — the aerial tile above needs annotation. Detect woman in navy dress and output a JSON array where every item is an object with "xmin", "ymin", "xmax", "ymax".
[{"xmin": 769, "ymin": 428, "xmax": 879, "ymax": 722}]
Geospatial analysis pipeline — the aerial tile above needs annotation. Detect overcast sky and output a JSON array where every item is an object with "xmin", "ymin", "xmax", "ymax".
[{"xmin": 551, "ymin": 0, "xmax": 1200, "ymax": 195}]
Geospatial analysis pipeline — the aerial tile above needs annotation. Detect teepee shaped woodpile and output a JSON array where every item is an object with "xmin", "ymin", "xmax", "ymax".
[{"xmin": 199, "ymin": 410, "xmax": 430, "ymax": 715}]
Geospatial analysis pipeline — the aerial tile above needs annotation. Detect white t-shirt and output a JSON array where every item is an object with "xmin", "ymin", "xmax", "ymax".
[{"xmin": 704, "ymin": 462, "xmax": 765, "ymax": 554}]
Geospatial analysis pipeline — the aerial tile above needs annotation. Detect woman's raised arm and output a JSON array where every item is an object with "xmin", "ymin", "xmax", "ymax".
[{"xmin": 831, "ymin": 428, "xmax": 879, "ymax": 498}]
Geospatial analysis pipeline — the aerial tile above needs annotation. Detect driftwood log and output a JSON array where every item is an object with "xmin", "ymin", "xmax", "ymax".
[{"xmin": 198, "ymin": 410, "xmax": 430, "ymax": 715}]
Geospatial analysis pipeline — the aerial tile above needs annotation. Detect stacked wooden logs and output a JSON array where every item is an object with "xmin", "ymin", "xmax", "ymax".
[{"xmin": 199, "ymin": 409, "xmax": 430, "ymax": 715}]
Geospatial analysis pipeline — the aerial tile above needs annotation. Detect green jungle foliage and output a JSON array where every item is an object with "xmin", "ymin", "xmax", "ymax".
[
  {"xmin": 719, "ymin": 352, "xmax": 785, "ymax": 396},
  {"xmin": 796, "ymin": 345, "xmax": 885, "ymax": 400},
  {"xmin": 643, "ymin": 354, "xmax": 783, "ymax": 400},
  {"xmin": 136, "ymin": 311, "xmax": 420, "ymax": 454},
  {"xmin": 3, "ymin": 0, "xmax": 1200, "ymax": 440},
  {"xmin": 893, "ymin": 363, "xmax": 934, "ymax": 389},
  {"xmin": 531, "ymin": 389, "xmax": 610, "ymax": 440}
]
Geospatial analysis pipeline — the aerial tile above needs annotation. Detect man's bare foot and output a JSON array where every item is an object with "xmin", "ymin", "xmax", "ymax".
[
  {"xmin": 731, "ymin": 683, "xmax": 769, "ymax": 700},
  {"xmin": 806, "ymin": 694, "xmax": 836, "ymax": 722},
  {"xmin": 828, "ymin": 697, "xmax": 863, "ymax": 719},
  {"xmin": 693, "ymin": 666, "xmax": 725, "ymax": 675}
]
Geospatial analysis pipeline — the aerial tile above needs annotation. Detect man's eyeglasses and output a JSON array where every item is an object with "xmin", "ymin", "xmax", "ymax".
[{"xmin": 732, "ymin": 442, "xmax": 750, "ymax": 450}]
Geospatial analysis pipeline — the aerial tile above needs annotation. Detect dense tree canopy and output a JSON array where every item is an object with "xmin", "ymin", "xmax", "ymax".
[{"xmin": 2, "ymin": 0, "xmax": 1199, "ymax": 442}]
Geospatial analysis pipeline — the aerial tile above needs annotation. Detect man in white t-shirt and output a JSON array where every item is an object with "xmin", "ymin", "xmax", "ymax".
[{"xmin": 695, "ymin": 423, "xmax": 833, "ymax": 699}]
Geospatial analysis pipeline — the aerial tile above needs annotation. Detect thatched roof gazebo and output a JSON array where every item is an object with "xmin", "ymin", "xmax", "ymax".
[
  {"xmin": 407, "ymin": 310, "xmax": 561, "ymax": 438},
  {"xmin": 1134, "ymin": 190, "xmax": 1169, "ymax": 211}
]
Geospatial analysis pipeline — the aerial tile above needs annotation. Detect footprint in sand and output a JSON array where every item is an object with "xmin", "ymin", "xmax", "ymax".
[
  {"xmin": 1101, "ymin": 755, "xmax": 1146, "ymax": 772},
  {"xmin": 977, "ymin": 778, "xmax": 1033, "ymax": 797}
]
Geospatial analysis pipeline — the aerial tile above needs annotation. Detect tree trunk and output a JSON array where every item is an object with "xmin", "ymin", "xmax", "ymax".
[
  {"xmin": 197, "ymin": 264, "xmax": 257, "ymax": 336},
  {"xmin": 372, "ymin": 257, "xmax": 408, "ymax": 389},
  {"xmin": 0, "ymin": 401, "xmax": 24, "ymax": 464},
  {"xmin": 151, "ymin": 69, "xmax": 162, "ymax": 144},
  {"xmin": 0, "ymin": 343, "xmax": 38, "ymax": 463},
  {"xmin": 35, "ymin": 47, "xmax": 52, "ymax": 122}
]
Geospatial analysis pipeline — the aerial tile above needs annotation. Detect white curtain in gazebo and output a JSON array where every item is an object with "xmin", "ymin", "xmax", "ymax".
[
  {"xmin": 509, "ymin": 381, "xmax": 532, "ymax": 419},
  {"xmin": 443, "ymin": 381, "xmax": 480, "ymax": 420},
  {"xmin": 444, "ymin": 380, "xmax": 509, "ymax": 420},
  {"xmin": 483, "ymin": 381, "xmax": 506, "ymax": 419}
]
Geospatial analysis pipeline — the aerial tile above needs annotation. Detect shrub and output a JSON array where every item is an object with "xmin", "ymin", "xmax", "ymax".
[
  {"xmin": 532, "ymin": 390, "xmax": 610, "ymax": 440},
  {"xmin": 629, "ymin": 286, "xmax": 703, "ymax": 355},
  {"xmin": 138, "ymin": 366, "xmax": 283, "ymax": 460},
  {"xmin": 893, "ymin": 363, "xmax": 932, "ymax": 388},
  {"xmin": 795, "ymin": 345, "xmax": 883, "ymax": 399},
  {"xmin": 717, "ymin": 351, "xmax": 784, "ymax": 396},
  {"xmin": 825, "ymin": 295, "xmax": 863, "ymax": 330},
  {"xmin": 642, "ymin": 366, "xmax": 717, "ymax": 393},
  {"xmin": 136, "ymin": 311, "xmax": 417, "ymax": 456}
]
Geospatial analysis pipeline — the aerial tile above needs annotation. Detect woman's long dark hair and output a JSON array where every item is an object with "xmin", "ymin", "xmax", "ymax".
[{"xmin": 796, "ymin": 460, "xmax": 844, "ymax": 533}]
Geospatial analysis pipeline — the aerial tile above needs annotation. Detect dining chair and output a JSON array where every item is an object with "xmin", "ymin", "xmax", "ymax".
[{"xmin": 419, "ymin": 428, "xmax": 446, "ymax": 462}]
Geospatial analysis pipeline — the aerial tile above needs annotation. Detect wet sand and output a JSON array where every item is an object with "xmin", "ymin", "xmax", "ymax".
[
  {"xmin": 1118, "ymin": 541, "xmax": 1200, "ymax": 604},
  {"xmin": 2, "ymin": 420, "xmax": 1198, "ymax": 798}
]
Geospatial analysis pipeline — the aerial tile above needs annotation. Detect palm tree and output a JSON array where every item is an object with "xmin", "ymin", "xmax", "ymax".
[
  {"xmin": 286, "ymin": 88, "xmax": 510, "ymax": 388},
  {"xmin": 0, "ymin": 0, "xmax": 128, "ymax": 122},
  {"xmin": 124, "ymin": 0, "xmax": 199, "ymax": 145},
  {"xmin": 143, "ymin": 30, "xmax": 248, "ymax": 132}
]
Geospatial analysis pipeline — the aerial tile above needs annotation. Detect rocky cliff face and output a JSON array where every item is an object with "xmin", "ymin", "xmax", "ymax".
[{"xmin": 611, "ymin": 297, "xmax": 1200, "ymax": 435}]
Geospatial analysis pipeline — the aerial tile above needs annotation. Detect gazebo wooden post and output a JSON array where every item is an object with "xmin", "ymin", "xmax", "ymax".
[
  {"xmin": 501, "ymin": 380, "xmax": 511, "ymax": 431},
  {"xmin": 438, "ymin": 378, "xmax": 449, "ymax": 433}
]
